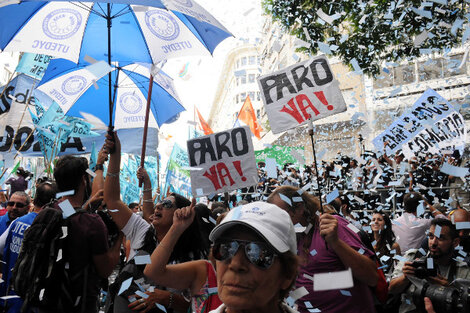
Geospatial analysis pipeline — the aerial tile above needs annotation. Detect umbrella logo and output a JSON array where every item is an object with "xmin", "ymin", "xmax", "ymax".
[
  {"xmin": 42, "ymin": 9, "xmax": 82, "ymax": 40},
  {"xmin": 119, "ymin": 92, "xmax": 143, "ymax": 114},
  {"xmin": 173, "ymin": 0, "xmax": 193, "ymax": 7},
  {"xmin": 61, "ymin": 76, "xmax": 87, "ymax": 96},
  {"xmin": 145, "ymin": 10, "xmax": 180, "ymax": 41}
]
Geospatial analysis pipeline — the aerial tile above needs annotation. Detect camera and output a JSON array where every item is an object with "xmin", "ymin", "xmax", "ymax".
[
  {"xmin": 411, "ymin": 278, "xmax": 470, "ymax": 313},
  {"xmin": 411, "ymin": 259, "xmax": 437, "ymax": 279}
]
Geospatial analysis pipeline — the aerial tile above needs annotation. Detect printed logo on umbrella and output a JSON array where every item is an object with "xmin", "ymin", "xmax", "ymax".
[
  {"xmin": 42, "ymin": 9, "xmax": 82, "ymax": 40},
  {"xmin": 173, "ymin": 0, "xmax": 193, "ymax": 7},
  {"xmin": 119, "ymin": 92, "xmax": 143, "ymax": 114},
  {"xmin": 145, "ymin": 10, "xmax": 180, "ymax": 41},
  {"xmin": 61, "ymin": 75, "xmax": 87, "ymax": 96}
]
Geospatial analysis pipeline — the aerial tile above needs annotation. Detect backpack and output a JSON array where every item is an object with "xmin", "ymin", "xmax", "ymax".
[{"xmin": 11, "ymin": 205, "xmax": 89, "ymax": 313}]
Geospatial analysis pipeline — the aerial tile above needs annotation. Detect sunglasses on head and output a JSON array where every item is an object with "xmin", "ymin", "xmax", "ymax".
[
  {"xmin": 156, "ymin": 199, "xmax": 175, "ymax": 209},
  {"xmin": 212, "ymin": 239, "xmax": 277, "ymax": 269},
  {"xmin": 7, "ymin": 201, "xmax": 26, "ymax": 208}
]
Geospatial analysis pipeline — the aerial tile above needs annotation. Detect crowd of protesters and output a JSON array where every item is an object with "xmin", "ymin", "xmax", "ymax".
[{"xmin": 0, "ymin": 135, "xmax": 467, "ymax": 313}]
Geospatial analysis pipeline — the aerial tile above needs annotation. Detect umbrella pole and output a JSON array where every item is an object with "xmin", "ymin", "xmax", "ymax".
[
  {"xmin": 139, "ymin": 75, "xmax": 154, "ymax": 187},
  {"xmin": 107, "ymin": 3, "xmax": 113, "ymax": 128}
]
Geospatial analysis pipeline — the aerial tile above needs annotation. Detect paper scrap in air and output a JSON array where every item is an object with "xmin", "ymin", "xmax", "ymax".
[{"xmin": 313, "ymin": 268, "xmax": 354, "ymax": 291}]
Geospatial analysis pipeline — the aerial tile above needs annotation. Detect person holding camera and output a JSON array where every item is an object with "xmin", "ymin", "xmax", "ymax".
[{"xmin": 389, "ymin": 218, "xmax": 470, "ymax": 312}]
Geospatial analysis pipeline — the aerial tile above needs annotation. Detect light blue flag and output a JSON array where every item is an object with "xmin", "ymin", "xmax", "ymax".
[
  {"xmin": 89, "ymin": 141, "xmax": 98, "ymax": 171},
  {"xmin": 16, "ymin": 53, "xmax": 52, "ymax": 80}
]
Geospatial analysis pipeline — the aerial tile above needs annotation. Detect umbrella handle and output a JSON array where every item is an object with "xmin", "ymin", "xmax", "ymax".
[{"xmin": 107, "ymin": 126, "xmax": 116, "ymax": 154}]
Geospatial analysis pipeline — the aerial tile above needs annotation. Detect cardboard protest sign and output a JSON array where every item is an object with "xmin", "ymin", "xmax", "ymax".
[
  {"xmin": 257, "ymin": 55, "xmax": 347, "ymax": 134},
  {"xmin": 373, "ymin": 89, "xmax": 466, "ymax": 155},
  {"xmin": 187, "ymin": 126, "xmax": 257, "ymax": 197}
]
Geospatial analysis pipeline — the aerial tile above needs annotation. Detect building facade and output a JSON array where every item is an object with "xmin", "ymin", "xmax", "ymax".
[{"xmin": 207, "ymin": 42, "xmax": 263, "ymax": 134}]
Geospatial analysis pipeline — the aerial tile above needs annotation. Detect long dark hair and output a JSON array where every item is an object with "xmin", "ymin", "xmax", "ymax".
[
  {"xmin": 369, "ymin": 211, "xmax": 396, "ymax": 256},
  {"xmin": 140, "ymin": 193, "xmax": 209, "ymax": 262}
]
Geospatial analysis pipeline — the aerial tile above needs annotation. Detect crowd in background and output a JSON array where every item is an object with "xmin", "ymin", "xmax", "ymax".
[{"xmin": 0, "ymin": 140, "xmax": 467, "ymax": 313}]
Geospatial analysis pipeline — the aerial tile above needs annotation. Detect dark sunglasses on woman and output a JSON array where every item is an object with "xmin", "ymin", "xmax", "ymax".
[{"xmin": 212, "ymin": 239, "xmax": 277, "ymax": 269}]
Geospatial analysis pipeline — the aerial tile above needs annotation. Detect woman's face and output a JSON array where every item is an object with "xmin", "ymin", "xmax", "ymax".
[
  {"xmin": 152, "ymin": 196, "xmax": 176, "ymax": 229},
  {"xmin": 216, "ymin": 227, "xmax": 292, "ymax": 313},
  {"xmin": 371, "ymin": 213, "xmax": 385, "ymax": 232}
]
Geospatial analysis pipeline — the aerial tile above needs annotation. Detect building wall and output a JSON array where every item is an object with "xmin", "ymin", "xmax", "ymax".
[{"xmin": 207, "ymin": 43, "xmax": 263, "ymax": 133}]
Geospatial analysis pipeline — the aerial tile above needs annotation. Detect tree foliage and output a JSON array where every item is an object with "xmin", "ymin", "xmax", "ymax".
[{"xmin": 263, "ymin": 0, "xmax": 469, "ymax": 76}]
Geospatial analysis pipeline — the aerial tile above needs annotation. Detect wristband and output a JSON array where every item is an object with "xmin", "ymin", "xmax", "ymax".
[
  {"xmin": 168, "ymin": 292, "xmax": 173, "ymax": 309},
  {"xmin": 143, "ymin": 188, "xmax": 152, "ymax": 192},
  {"xmin": 94, "ymin": 164, "xmax": 104, "ymax": 171},
  {"xmin": 106, "ymin": 171, "xmax": 120, "ymax": 177},
  {"xmin": 143, "ymin": 199, "xmax": 153, "ymax": 203}
]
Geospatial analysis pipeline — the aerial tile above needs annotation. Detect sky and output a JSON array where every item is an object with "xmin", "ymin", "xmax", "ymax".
[{"xmin": 157, "ymin": 0, "xmax": 263, "ymax": 158}]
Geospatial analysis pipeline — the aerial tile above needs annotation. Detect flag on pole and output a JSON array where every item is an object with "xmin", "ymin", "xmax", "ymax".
[
  {"xmin": 237, "ymin": 96, "xmax": 262, "ymax": 139},
  {"xmin": 195, "ymin": 107, "xmax": 213, "ymax": 135}
]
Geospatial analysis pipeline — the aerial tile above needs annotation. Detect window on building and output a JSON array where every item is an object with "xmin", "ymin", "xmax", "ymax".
[
  {"xmin": 236, "ymin": 59, "xmax": 240, "ymax": 69},
  {"xmin": 373, "ymin": 68, "xmax": 394, "ymax": 89},
  {"xmin": 444, "ymin": 54, "xmax": 466, "ymax": 77},
  {"xmin": 236, "ymin": 95, "xmax": 239, "ymax": 103},
  {"xmin": 241, "ymin": 75, "xmax": 246, "ymax": 84},
  {"xmin": 248, "ymin": 74, "xmax": 255, "ymax": 83},
  {"xmin": 249, "ymin": 91, "xmax": 255, "ymax": 100},
  {"xmin": 256, "ymin": 109, "xmax": 261, "ymax": 119},
  {"xmin": 236, "ymin": 77, "xmax": 240, "ymax": 86},
  {"xmin": 257, "ymin": 56, "xmax": 261, "ymax": 64},
  {"xmin": 241, "ymin": 57, "xmax": 247, "ymax": 66},
  {"xmin": 257, "ymin": 91, "xmax": 261, "ymax": 101},
  {"xmin": 418, "ymin": 59, "xmax": 443, "ymax": 81},
  {"xmin": 249, "ymin": 56, "xmax": 256, "ymax": 65},
  {"xmin": 394, "ymin": 64, "xmax": 415, "ymax": 85},
  {"xmin": 240, "ymin": 92, "xmax": 246, "ymax": 101}
]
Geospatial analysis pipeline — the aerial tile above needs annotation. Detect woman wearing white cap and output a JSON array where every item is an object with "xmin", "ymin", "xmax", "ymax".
[
  {"xmin": 145, "ymin": 200, "xmax": 299, "ymax": 313},
  {"xmin": 208, "ymin": 201, "xmax": 300, "ymax": 313}
]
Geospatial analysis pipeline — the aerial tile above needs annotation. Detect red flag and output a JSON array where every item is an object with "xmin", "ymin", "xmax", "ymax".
[
  {"xmin": 238, "ymin": 96, "xmax": 262, "ymax": 139},
  {"xmin": 196, "ymin": 107, "xmax": 213, "ymax": 135}
]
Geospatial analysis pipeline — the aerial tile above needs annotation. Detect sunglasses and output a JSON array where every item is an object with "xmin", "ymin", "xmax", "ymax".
[
  {"xmin": 7, "ymin": 201, "xmax": 26, "ymax": 208},
  {"xmin": 156, "ymin": 199, "xmax": 175, "ymax": 209},
  {"xmin": 212, "ymin": 239, "xmax": 277, "ymax": 269}
]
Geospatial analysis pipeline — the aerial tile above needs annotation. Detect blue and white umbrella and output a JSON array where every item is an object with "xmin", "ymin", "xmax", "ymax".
[
  {"xmin": 0, "ymin": 0, "xmax": 232, "ymax": 65},
  {"xmin": 37, "ymin": 58, "xmax": 185, "ymax": 129}
]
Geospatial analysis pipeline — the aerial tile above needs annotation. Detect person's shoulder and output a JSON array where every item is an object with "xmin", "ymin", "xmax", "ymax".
[
  {"xmin": 16, "ymin": 212, "xmax": 37, "ymax": 223},
  {"xmin": 0, "ymin": 213, "xmax": 9, "ymax": 223}
]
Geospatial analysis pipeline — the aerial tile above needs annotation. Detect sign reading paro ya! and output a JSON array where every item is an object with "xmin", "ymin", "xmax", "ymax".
[
  {"xmin": 186, "ymin": 126, "xmax": 257, "ymax": 197},
  {"xmin": 257, "ymin": 56, "xmax": 347, "ymax": 134}
]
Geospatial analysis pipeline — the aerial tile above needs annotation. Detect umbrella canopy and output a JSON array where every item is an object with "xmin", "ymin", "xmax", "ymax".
[
  {"xmin": 37, "ymin": 58, "xmax": 184, "ymax": 129},
  {"xmin": 0, "ymin": 0, "xmax": 232, "ymax": 64}
]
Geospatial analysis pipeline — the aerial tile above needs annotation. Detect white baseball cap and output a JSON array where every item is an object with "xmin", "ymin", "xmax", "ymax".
[{"xmin": 209, "ymin": 201, "xmax": 297, "ymax": 254}]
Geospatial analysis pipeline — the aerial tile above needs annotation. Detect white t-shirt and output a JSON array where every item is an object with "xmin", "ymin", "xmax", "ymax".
[{"xmin": 122, "ymin": 213, "xmax": 152, "ymax": 260}]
